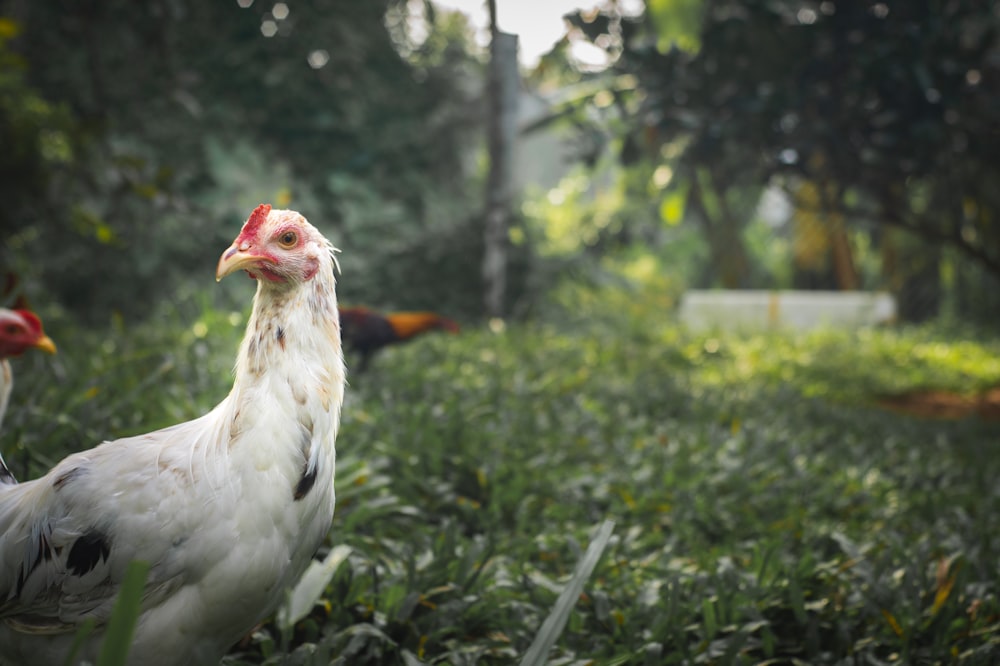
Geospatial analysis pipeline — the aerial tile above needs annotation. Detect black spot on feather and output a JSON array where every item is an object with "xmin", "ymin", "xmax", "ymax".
[
  {"xmin": 39, "ymin": 535, "xmax": 54, "ymax": 563},
  {"xmin": 67, "ymin": 532, "xmax": 110, "ymax": 576},
  {"xmin": 277, "ymin": 325, "xmax": 286, "ymax": 350},
  {"xmin": 53, "ymin": 466, "xmax": 85, "ymax": 490},
  {"xmin": 16, "ymin": 533, "xmax": 55, "ymax": 596},
  {"xmin": 0, "ymin": 449, "xmax": 16, "ymax": 485},
  {"xmin": 294, "ymin": 465, "xmax": 317, "ymax": 501}
]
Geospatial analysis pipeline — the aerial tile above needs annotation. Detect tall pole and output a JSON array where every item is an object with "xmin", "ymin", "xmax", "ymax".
[{"xmin": 483, "ymin": 0, "xmax": 518, "ymax": 319}]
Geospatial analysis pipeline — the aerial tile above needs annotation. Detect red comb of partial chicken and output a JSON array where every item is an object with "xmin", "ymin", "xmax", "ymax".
[
  {"xmin": 0, "ymin": 309, "xmax": 56, "ymax": 359},
  {"xmin": 0, "ymin": 307, "xmax": 57, "ymax": 485}
]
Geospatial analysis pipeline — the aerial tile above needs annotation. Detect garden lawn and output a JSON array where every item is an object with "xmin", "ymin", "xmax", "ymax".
[{"xmin": 7, "ymin": 302, "xmax": 1000, "ymax": 665}]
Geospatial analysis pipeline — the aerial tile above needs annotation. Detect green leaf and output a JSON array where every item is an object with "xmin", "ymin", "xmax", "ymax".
[
  {"xmin": 647, "ymin": 0, "xmax": 703, "ymax": 52},
  {"xmin": 97, "ymin": 560, "xmax": 150, "ymax": 666},
  {"xmin": 519, "ymin": 520, "xmax": 615, "ymax": 666},
  {"xmin": 277, "ymin": 544, "xmax": 352, "ymax": 631},
  {"xmin": 63, "ymin": 619, "xmax": 97, "ymax": 666},
  {"xmin": 659, "ymin": 189, "xmax": 686, "ymax": 226},
  {"xmin": 702, "ymin": 597, "xmax": 717, "ymax": 640}
]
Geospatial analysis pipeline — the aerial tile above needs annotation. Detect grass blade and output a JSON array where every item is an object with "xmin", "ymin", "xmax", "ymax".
[
  {"xmin": 97, "ymin": 559, "xmax": 150, "ymax": 666},
  {"xmin": 62, "ymin": 618, "xmax": 97, "ymax": 666},
  {"xmin": 519, "ymin": 520, "xmax": 615, "ymax": 666},
  {"xmin": 278, "ymin": 544, "xmax": 353, "ymax": 631}
]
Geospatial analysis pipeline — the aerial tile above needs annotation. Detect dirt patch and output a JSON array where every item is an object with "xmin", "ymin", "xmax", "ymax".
[{"xmin": 876, "ymin": 387, "xmax": 1000, "ymax": 420}]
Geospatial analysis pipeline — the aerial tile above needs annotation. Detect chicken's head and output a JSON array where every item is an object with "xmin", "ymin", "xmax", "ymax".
[
  {"xmin": 0, "ymin": 309, "xmax": 57, "ymax": 359},
  {"xmin": 217, "ymin": 204, "xmax": 332, "ymax": 285}
]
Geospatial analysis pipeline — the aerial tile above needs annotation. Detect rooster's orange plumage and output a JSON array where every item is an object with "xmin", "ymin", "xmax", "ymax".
[{"xmin": 338, "ymin": 306, "xmax": 458, "ymax": 372}]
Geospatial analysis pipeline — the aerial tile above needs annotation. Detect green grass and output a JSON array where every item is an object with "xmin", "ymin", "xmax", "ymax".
[{"xmin": 5, "ymin": 293, "xmax": 1000, "ymax": 665}]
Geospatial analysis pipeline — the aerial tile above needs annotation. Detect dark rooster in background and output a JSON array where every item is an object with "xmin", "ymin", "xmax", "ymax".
[{"xmin": 339, "ymin": 306, "xmax": 459, "ymax": 372}]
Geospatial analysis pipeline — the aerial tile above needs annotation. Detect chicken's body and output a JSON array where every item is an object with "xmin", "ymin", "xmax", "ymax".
[
  {"xmin": 0, "ymin": 309, "xmax": 57, "ymax": 485},
  {"xmin": 0, "ymin": 205, "xmax": 345, "ymax": 665},
  {"xmin": 339, "ymin": 306, "xmax": 458, "ymax": 372}
]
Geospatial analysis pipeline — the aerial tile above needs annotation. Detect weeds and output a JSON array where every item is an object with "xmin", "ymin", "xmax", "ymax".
[{"xmin": 6, "ymin": 297, "xmax": 1000, "ymax": 664}]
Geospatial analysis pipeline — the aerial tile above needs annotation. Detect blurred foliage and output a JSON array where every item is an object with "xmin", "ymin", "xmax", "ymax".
[
  {"xmin": 559, "ymin": 0, "xmax": 1000, "ymax": 324},
  {"xmin": 6, "ymin": 2, "xmax": 1000, "ymax": 661},
  {"xmin": 6, "ymin": 285, "xmax": 1000, "ymax": 663},
  {"xmin": 0, "ymin": 0, "xmax": 491, "ymax": 323}
]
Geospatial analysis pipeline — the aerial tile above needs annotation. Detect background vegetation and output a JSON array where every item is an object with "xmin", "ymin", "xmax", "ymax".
[
  {"xmin": 1, "ymin": 0, "xmax": 999, "ymax": 663},
  {"xmin": 3, "ymin": 0, "xmax": 998, "ymax": 327},
  {"xmin": 5, "ymin": 288, "xmax": 1000, "ymax": 664}
]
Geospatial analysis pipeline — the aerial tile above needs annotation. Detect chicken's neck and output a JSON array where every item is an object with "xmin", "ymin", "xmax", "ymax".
[
  {"xmin": 237, "ymin": 275, "xmax": 341, "ymax": 386},
  {"xmin": 228, "ymin": 272, "xmax": 345, "ymax": 457}
]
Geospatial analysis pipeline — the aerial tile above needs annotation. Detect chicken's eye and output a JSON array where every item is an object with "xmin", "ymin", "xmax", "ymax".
[
  {"xmin": 4, "ymin": 325, "xmax": 19, "ymax": 335},
  {"xmin": 278, "ymin": 231, "xmax": 298, "ymax": 248}
]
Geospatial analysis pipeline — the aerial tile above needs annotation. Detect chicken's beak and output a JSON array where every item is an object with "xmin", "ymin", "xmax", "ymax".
[
  {"xmin": 216, "ymin": 245, "xmax": 269, "ymax": 282},
  {"xmin": 32, "ymin": 334, "xmax": 56, "ymax": 355}
]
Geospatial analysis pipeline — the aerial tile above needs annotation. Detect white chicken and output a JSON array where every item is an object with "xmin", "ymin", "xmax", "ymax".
[
  {"xmin": 0, "ymin": 205, "xmax": 345, "ymax": 665},
  {"xmin": 0, "ymin": 308, "xmax": 57, "ymax": 485}
]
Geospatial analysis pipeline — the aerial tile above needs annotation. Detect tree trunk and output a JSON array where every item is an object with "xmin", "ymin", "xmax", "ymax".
[
  {"xmin": 818, "ymin": 182, "xmax": 859, "ymax": 290},
  {"xmin": 688, "ymin": 171, "xmax": 752, "ymax": 289},
  {"xmin": 482, "ymin": 0, "xmax": 519, "ymax": 319},
  {"xmin": 897, "ymin": 245, "xmax": 941, "ymax": 322}
]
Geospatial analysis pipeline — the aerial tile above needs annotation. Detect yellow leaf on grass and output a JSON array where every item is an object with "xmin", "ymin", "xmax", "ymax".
[
  {"xmin": 96, "ymin": 224, "xmax": 115, "ymax": 244},
  {"xmin": 418, "ymin": 634, "xmax": 428, "ymax": 659},
  {"xmin": 881, "ymin": 609, "xmax": 904, "ymax": 637},
  {"xmin": 0, "ymin": 18, "xmax": 20, "ymax": 39},
  {"xmin": 932, "ymin": 571, "xmax": 958, "ymax": 617}
]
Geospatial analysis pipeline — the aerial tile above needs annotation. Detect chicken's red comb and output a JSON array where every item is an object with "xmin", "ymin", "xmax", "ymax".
[
  {"xmin": 240, "ymin": 204, "xmax": 272, "ymax": 239},
  {"xmin": 13, "ymin": 310, "xmax": 43, "ymax": 335}
]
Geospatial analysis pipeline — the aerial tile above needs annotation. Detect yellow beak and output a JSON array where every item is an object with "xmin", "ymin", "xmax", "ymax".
[
  {"xmin": 216, "ymin": 245, "xmax": 272, "ymax": 282},
  {"xmin": 33, "ymin": 334, "xmax": 56, "ymax": 355}
]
